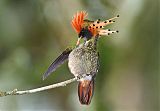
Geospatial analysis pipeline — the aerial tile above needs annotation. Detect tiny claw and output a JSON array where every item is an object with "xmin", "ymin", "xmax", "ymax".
[{"xmin": 76, "ymin": 75, "xmax": 82, "ymax": 81}]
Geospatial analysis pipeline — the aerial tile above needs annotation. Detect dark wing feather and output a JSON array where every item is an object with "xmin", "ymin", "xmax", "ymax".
[{"xmin": 42, "ymin": 47, "xmax": 73, "ymax": 80}]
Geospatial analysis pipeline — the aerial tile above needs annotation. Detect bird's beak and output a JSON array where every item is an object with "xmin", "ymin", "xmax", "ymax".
[{"xmin": 76, "ymin": 37, "xmax": 82, "ymax": 46}]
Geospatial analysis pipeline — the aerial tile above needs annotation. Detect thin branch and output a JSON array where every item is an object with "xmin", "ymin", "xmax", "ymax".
[{"xmin": 0, "ymin": 77, "xmax": 77, "ymax": 97}]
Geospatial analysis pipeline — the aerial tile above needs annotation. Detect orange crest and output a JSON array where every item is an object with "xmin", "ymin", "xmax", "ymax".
[{"xmin": 71, "ymin": 11, "xmax": 88, "ymax": 33}]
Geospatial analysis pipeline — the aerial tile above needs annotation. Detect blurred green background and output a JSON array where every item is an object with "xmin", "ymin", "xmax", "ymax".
[{"xmin": 0, "ymin": 0, "xmax": 159, "ymax": 111}]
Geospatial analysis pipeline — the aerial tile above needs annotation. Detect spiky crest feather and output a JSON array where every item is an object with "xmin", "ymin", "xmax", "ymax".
[{"xmin": 71, "ymin": 11, "xmax": 88, "ymax": 33}]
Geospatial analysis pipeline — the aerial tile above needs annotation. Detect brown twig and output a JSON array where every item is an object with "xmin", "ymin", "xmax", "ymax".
[{"xmin": 0, "ymin": 77, "xmax": 77, "ymax": 97}]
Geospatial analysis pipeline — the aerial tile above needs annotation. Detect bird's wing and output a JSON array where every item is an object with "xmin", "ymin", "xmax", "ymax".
[{"xmin": 42, "ymin": 47, "xmax": 73, "ymax": 80}]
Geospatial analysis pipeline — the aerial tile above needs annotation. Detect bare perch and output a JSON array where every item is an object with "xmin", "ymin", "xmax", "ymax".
[{"xmin": 0, "ymin": 77, "xmax": 77, "ymax": 97}]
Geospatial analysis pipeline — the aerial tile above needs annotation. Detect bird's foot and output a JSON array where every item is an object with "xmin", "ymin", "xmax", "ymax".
[{"xmin": 76, "ymin": 74, "xmax": 87, "ymax": 81}]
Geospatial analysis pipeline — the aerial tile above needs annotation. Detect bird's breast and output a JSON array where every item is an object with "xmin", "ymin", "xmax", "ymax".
[{"xmin": 68, "ymin": 44, "xmax": 99, "ymax": 77}]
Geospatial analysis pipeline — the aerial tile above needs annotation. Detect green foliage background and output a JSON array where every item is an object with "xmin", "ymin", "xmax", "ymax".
[{"xmin": 0, "ymin": 0, "xmax": 159, "ymax": 111}]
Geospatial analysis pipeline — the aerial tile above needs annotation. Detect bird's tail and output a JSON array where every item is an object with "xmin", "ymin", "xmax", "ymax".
[{"xmin": 78, "ymin": 76, "xmax": 94, "ymax": 105}]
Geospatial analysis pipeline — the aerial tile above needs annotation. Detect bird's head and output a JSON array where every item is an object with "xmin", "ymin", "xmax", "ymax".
[
  {"xmin": 71, "ymin": 11, "xmax": 119, "ymax": 46},
  {"xmin": 78, "ymin": 28, "xmax": 92, "ymax": 40}
]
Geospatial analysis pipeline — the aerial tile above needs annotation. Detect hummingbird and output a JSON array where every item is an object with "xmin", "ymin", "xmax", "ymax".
[
  {"xmin": 68, "ymin": 38, "xmax": 99, "ymax": 105},
  {"xmin": 42, "ymin": 38, "xmax": 99, "ymax": 105},
  {"xmin": 71, "ymin": 11, "xmax": 119, "ymax": 46},
  {"xmin": 42, "ymin": 11, "xmax": 119, "ymax": 105}
]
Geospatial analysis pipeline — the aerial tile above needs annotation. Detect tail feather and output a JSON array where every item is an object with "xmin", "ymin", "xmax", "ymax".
[{"xmin": 78, "ymin": 79, "xmax": 94, "ymax": 105}]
